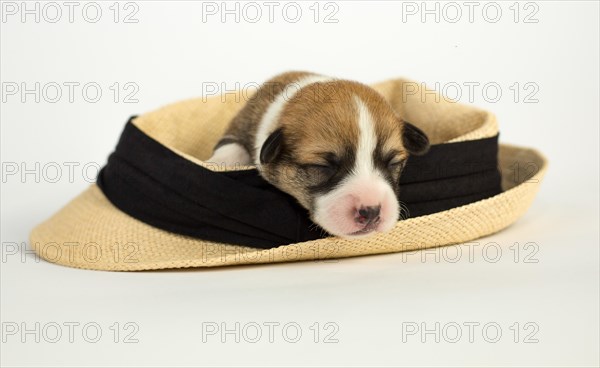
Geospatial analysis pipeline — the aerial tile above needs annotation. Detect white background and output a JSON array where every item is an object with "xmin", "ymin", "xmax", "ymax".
[{"xmin": 1, "ymin": 1, "xmax": 599, "ymax": 367}]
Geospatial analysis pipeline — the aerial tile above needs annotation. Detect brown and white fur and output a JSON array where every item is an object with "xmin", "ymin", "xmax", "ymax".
[{"xmin": 208, "ymin": 71, "xmax": 430, "ymax": 238}]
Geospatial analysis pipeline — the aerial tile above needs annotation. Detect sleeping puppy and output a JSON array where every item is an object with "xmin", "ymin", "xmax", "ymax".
[{"xmin": 208, "ymin": 71, "xmax": 430, "ymax": 238}]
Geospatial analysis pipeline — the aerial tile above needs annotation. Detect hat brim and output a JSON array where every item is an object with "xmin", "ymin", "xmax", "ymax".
[{"xmin": 30, "ymin": 144, "xmax": 547, "ymax": 271}]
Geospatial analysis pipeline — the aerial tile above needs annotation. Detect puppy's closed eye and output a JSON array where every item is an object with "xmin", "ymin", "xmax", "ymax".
[
  {"xmin": 303, "ymin": 162, "xmax": 338, "ymax": 182},
  {"xmin": 383, "ymin": 151, "xmax": 407, "ymax": 171},
  {"xmin": 387, "ymin": 160, "xmax": 406, "ymax": 170}
]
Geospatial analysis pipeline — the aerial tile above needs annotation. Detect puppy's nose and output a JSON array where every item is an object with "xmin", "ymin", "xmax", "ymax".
[{"xmin": 356, "ymin": 206, "xmax": 381, "ymax": 224}]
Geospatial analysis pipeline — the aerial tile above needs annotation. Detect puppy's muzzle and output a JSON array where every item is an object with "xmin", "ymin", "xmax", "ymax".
[{"xmin": 313, "ymin": 175, "xmax": 399, "ymax": 238}]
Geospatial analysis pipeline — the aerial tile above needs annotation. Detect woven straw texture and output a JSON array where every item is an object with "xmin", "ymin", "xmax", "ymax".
[{"xmin": 30, "ymin": 78, "xmax": 547, "ymax": 271}]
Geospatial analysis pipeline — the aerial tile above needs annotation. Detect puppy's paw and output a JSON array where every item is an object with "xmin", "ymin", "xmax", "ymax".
[{"xmin": 207, "ymin": 142, "xmax": 252, "ymax": 168}]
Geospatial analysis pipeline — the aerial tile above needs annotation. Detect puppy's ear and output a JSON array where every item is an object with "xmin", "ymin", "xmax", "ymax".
[
  {"xmin": 260, "ymin": 128, "xmax": 284, "ymax": 164},
  {"xmin": 402, "ymin": 121, "xmax": 430, "ymax": 156}
]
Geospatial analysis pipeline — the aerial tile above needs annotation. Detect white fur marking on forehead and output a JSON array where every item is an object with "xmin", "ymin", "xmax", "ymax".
[
  {"xmin": 254, "ymin": 74, "xmax": 334, "ymax": 161},
  {"xmin": 353, "ymin": 95, "xmax": 377, "ymax": 177}
]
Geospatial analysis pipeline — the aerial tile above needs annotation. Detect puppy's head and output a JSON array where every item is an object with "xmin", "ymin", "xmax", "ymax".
[{"xmin": 258, "ymin": 81, "xmax": 429, "ymax": 238}]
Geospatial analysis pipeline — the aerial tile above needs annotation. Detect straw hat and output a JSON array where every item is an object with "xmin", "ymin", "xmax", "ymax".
[{"xmin": 30, "ymin": 78, "xmax": 547, "ymax": 271}]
